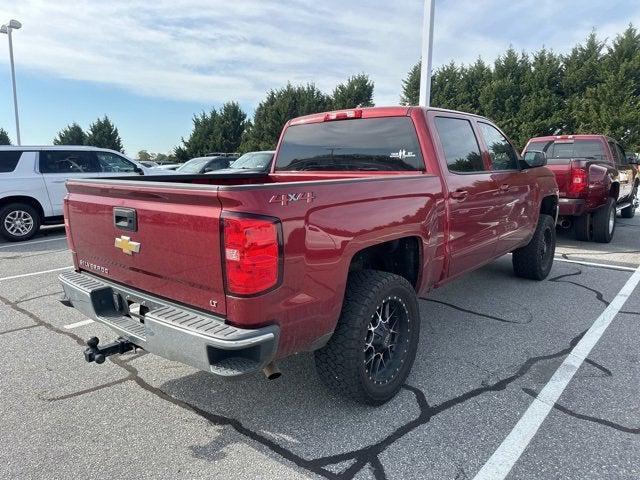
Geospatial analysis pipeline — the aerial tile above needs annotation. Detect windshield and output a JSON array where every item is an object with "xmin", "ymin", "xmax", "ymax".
[
  {"xmin": 526, "ymin": 140, "xmax": 606, "ymax": 162},
  {"xmin": 232, "ymin": 152, "xmax": 274, "ymax": 170},
  {"xmin": 275, "ymin": 117, "xmax": 424, "ymax": 171},
  {"xmin": 177, "ymin": 158, "xmax": 209, "ymax": 173}
]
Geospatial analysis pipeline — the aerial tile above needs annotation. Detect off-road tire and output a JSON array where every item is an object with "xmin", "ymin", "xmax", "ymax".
[
  {"xmin": 512, "ymin": 213, "xmax": 555, "ymax": 280},
  {"xmin": 314, "ymin": 270, "xmax": 420, "ymax": 405},
  {"xmin": 573, "ymin": 213, "xmax": 592, "ymax": 241},
  {"xmin": 0, "ymin": 203, "xmax": 41, "ymax": 242},
  {"xmin": 620, "ymin": 186, "xmax": 637, "ymax": 219},
  {"xmin": 592, "ymin": 197, "xmax": 616, "ymax": 243}
]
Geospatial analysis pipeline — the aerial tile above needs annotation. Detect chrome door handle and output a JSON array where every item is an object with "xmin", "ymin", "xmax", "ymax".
[
  {"xmin": 451, "ymin": 190, "xmax": 469, "ymax": 200},
  {"xmin": 499, "ymin": 184, "xmax": 510, "ymax": 192}
]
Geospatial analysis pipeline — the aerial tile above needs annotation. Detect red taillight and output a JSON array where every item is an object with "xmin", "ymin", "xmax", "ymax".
[
  {"xmin": 222, "ymin": 215, "xmax": 280, "ymax": 295},
  {"xmin": 567, "ymin": 166, "xmax": 588, "ymax": 196},
  {"xmin": 324, "ymin": 109, "xmax": 362, "ymax": 121}
]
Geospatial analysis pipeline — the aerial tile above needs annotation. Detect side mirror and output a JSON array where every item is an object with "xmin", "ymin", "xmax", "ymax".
[
  {"xmin": 627, "ymin": 155, "xmax": 638, "ymax": 165},
  {"xmin": 134, "ymin": 166, "xmax": 144, "ymax": 175},
  {"xmin": 522, "ymin": 150, "xmax": 547, "ymax": 169}
]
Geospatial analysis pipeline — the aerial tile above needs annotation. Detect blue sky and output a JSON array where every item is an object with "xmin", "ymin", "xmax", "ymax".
[{"xmin": 0, "ymin": 0, "xmax": 638, "ymax": 155}]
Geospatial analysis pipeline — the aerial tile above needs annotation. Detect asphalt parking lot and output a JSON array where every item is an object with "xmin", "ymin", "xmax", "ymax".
[{"xmin": 1, "ymin": 216, "xmax": 639, "ymax": 480}]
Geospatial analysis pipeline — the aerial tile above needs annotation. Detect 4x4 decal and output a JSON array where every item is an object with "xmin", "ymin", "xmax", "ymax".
[{"xmin": 269, "ymin": 192, "xmax": 315, "ymax": 206}]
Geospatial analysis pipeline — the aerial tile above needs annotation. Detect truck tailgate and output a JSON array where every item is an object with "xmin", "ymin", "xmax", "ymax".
[
  {"xmin": 546, "ymin": 161, "xmax": 571, "ymax": 196},
  {"xmin": 64, "ymin": 180, "xmax": 226, "ymax": 315}
]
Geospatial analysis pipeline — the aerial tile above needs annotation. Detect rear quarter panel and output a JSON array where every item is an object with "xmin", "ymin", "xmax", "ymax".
[{"xmin": 218, "ymin": 174, "xmax": 445, "ymax": 358}]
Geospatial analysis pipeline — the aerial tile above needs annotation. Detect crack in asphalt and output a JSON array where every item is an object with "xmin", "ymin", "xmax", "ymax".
[
  {"xmin": 548, "ymin": 269, "xmax": 610, "ymax": 307},
  {"xmin": 0, "ymin": 288, "xmax": 608, "ymax": 480},
  {"xmin": 422, "ymin": 298, "xmax": 530, "ymax": 324},
  {"xmin": 0, "ymin": 323, "xmax": 42, "ymax": 335},
  {"xmin": 584, "ymin": 358, "xmax": 613, "ymax": 377},
  {"xmin": 522, "ymin": 388, "xmax": 639, "ymax": 435},
  {"xmin": 14, "ymin": 290, "xmax": 63, "ymax": 305}
]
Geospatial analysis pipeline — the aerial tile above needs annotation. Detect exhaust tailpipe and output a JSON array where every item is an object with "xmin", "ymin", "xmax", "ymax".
[
  {"xmin": 559, "ymin": 218, "xmax": 571, "ymax": 229},
  {"xmin": 263, "ymin": 362, "xmax": 281, "ymax": 380}
]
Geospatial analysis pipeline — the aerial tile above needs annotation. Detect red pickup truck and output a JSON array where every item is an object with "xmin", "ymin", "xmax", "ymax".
[
  {"xmin": 60, "ymin": 107, "xmax": 558, "ymax": 404},
  {"xmin": 523, "ymin": 135, "xmax": 639, "ymax": 242}
]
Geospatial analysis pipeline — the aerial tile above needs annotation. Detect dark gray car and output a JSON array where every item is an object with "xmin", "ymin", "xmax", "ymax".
[{"xmin": 177, "ymin": 155, "xmax": 238, "ymax": 174}]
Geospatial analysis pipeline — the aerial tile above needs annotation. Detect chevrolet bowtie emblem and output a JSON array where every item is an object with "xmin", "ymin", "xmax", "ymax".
[{"xmin": 114, "ymin": 236, "xmax": 141, "ymax": 255}]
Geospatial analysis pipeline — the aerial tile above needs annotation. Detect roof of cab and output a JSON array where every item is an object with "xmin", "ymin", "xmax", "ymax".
[{"xmin": 287, "ymin": 105, "xmax": 491, "ymax": 126}]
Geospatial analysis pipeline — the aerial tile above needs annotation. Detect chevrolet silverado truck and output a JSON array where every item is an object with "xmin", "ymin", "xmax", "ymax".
[
  {"xmin": 59, "ymin": 107, "xmax": 558, "ymax": 405},
  {"xmin": 523, "ymin": 135, "xmax": 639, "ymax": 243}
]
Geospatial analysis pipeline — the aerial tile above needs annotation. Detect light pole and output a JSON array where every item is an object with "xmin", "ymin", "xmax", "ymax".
[
  {"xmin": 418, "ymin": 0, "xmax": 435, "ymax": 107},
  {"xmin": 1, "ymin": 19, "xmax": 22, "ymax": 145}
]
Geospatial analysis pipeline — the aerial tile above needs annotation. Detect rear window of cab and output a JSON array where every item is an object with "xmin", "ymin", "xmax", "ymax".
[
  {"xmin": 0, "ymin": 151, "xmax": 22, "ymax": 173},
  {"xmin": 275, "ymin": 117, "xmax": 424, "ymax": 171},
  {"xmin": 526, "ymin": 140, "xmax": 607, "ymax": 162}
]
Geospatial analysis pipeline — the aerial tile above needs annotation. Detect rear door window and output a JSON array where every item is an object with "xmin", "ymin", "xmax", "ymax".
[
  {"xmin": 39, "ymin": 151, "xmax": 101, "ymax": 173},
  {"xmin": 478, "ymin": 122, "xmax": 519, "ymax": 170},
  {"xmin": 0, "ymin": 151, "xmax": 22, "ymax": 172},
  {"xmin": 275, "ymin": 117, "xmax": 424, "ymax": 171},
  {"xmin": 434, "ymin": 117, "xmax": 485, "ymax": 173}
]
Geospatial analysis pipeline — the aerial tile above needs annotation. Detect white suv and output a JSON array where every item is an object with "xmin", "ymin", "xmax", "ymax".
[{"xmin": 0, "ymin": 146, "xmax": 163, "ymax": 241}]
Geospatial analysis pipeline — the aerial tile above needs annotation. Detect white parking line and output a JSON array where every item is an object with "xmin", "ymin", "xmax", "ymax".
[
  {"xmin": 64, "ymin": 319, "xmax": 94, "ymax": 329},
  {"xmin": 554, "ymin": 257, "xmax": 637, "ymax": 272},
  {"xmin": 0, "ymin": 266, "xmax": 73, "ymax": 282},
  {"xmin": 473, "ymin": 263, "xmax": 640, "ymax": 480},
  {"xmin": 0, "ymin": 236, "xmax": 67, "ymax": 250}
]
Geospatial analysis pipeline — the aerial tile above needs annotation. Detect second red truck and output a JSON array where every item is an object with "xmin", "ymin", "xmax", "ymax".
[
  {"xmin": 60, "ymin": 107, "xmax": 558, "ymax": 404},
  {"xmin": 524, "ymin": 134, "xmax": 638, "ymax": 242}
]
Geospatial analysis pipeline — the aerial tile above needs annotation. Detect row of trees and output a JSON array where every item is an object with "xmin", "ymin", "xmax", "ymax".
[
  {"xmin": 0, "ymin": 117, "xmax": 124, "ymax": 151},
  {"xmin": 174, "ymin": 74, "xmax": 374, "ymax": 160},
  {"xmin": 1, "ymin": 26, "xmax": 637, "ymax": 155},
  {"xmin": 401, "ymin": 26, "xmax": 640, "ymax": 150},
  {"xmin": 53, "ymin": 117, "xmax": 124, "ymax": 152},
  {"xmin": 175, "ymin": 26, "xmax": 640, "ymax": 156}
]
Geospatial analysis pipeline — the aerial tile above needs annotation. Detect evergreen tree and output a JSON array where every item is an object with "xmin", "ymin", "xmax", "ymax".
[
  {"xmin": 562, "ymin": 32, "xmax": 605, "ymax": 133},
  {"xmin": 400, "ymin": 62, "xmax": 421, "ymax": 105},
  {"xmin": 174, "ymin": 101, "xmax": 248, "ymax": 160},
  {"xmin": 217, "ymin": 102, "xmax": 247, "ymax": 153},
  {"xmin": 0, "ymin": 128, "xmax": 10, "ymax": 145},
  {"xmin": 575, "ymin": 26, "xmax": 640, "ymax": 150},
  {"xmin": 457, "ymin": 58, "xmax": 492, "ymax": 114},
  {"xmin": 241, "ymin": 83, "xmax": 331, "ymax": 151},
  {"xmin": 431, "ymin": 62, "xmax": 463, "ymax": 110},
  {"xmin": 479, "ymin": 47, "xmax": 531, "ymax": 147},
  {"xmin": 53, "ymin": 122, "xmax": 86, "ymax": 145},
  {"xmin": 175, "ymin": 109, "xmax": 220, "ymax": 161},
  {"xmin": 331, "ymin": 74, "xmax": 374, "ymax": 109},
  {"xmin": 519, "ymin": 48, "xmax": 565, "ymax": 140},
  {"xmin": 84, "ymin": 116, "xmax": 124, "ymax": 152}
]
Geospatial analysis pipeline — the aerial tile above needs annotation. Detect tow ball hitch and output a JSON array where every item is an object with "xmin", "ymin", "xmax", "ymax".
[{"xmin": 84, "ymin": 336, "xmax": 135, "ymax": 364}]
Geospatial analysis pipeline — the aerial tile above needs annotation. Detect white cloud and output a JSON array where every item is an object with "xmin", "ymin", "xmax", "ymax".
[{"xmin": 0, "ymin": 0, "xmax": 638, "ymax": 109}]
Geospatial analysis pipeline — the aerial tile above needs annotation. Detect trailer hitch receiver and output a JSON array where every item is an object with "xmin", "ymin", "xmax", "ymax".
[{"xmin": 84, "ymin": 336, "xmax": 136, "ymax": 364}]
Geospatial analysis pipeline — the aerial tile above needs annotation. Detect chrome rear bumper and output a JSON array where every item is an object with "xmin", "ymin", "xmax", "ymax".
[{"xmin": 59, "ymin": 270, "xmax": 278, "ymax": 377}]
